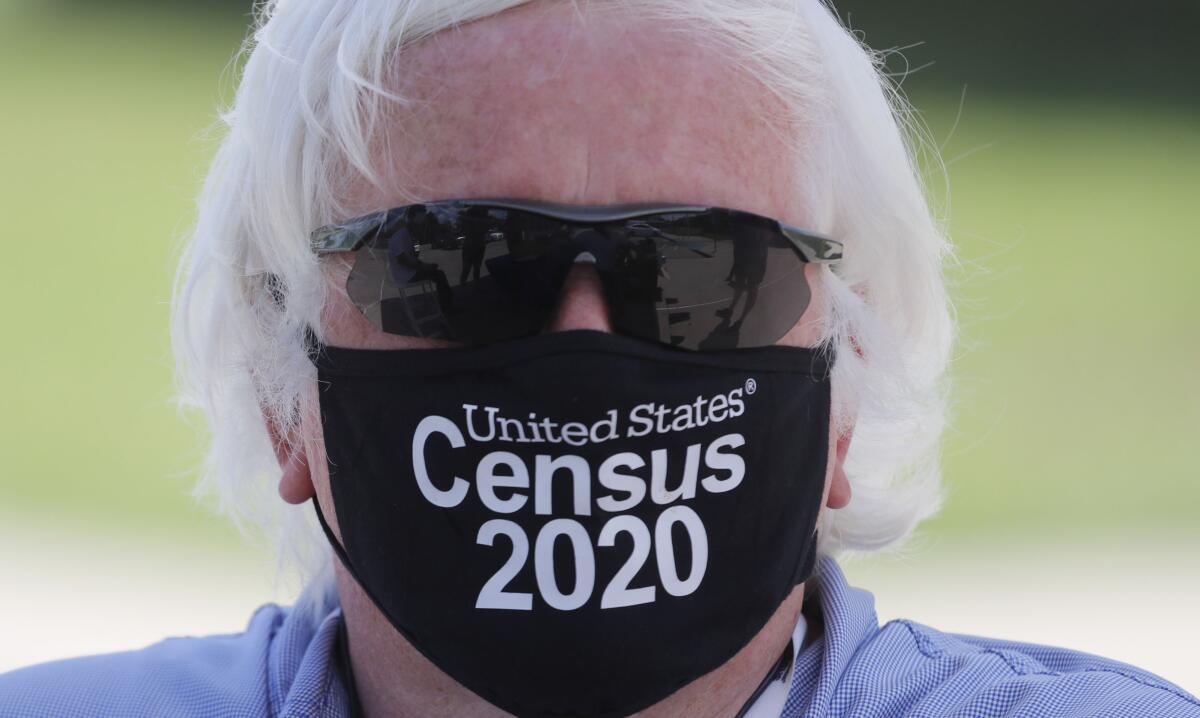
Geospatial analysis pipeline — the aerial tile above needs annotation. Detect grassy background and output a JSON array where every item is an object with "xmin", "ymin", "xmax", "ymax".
[
  {"xmin": 0, "ymin": 6, "xmax": 249, "ymax": 546},
  {"xmin": 0, "ymin": 5, "xmax": 1196, "ymax": 554}
]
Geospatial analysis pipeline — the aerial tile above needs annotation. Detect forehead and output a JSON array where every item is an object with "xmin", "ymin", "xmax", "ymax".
[{"xmin": 347, "ymin": 2, "xmax": 806, "ymax": 225}]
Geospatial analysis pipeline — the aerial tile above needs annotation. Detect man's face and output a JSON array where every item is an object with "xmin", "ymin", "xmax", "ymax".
[{"xmin": 286, "ymin": 0, "xmax": 849, "ymax": 634}]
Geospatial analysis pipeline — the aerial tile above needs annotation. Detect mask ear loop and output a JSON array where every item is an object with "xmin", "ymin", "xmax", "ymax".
[
  {"xmin": 794, "ymin": 529, "xmax": 820, "ymax": 586},
  {"xmin": 311, "ymin": 493, "xmax": 440, "ymax": 666},
  {"xmin": 312, "ymin": 492, "xmax": 426, "ymax": 645},
  {"xmin": 312, "ymin": 494, "xmax": 365, "ymax": 589},
  {"xmin": 312, "ymin": 494, "xmax": 408, "ymax": 714}
]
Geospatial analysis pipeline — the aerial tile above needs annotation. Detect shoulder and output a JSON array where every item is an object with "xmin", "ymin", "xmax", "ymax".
[
  {"xmin": 797, "ymin": 556, "xmax": 1200, "ymax": 717},
  {"xmin": 849, "ymin": 618, "xmax": 1200, "ymax": 716},
  {"xmin": 0, "ymin": 604, "xmax": 291, "ymax": 718}
]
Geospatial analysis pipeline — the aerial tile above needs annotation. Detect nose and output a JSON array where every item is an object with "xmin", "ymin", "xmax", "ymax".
[{"xmin": 544, "ymin": 256, "xmax": 614, "ymax": 333}]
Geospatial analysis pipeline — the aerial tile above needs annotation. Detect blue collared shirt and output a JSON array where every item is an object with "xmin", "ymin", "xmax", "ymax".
[{"xmin": 2, "ymin": 556, "xmax": 1196, "ymax": 717}]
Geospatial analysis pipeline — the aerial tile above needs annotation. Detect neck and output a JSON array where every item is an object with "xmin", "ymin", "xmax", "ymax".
[{"xmin": 335, "ymin": 567, "xmax": 808, "ymax": 718}]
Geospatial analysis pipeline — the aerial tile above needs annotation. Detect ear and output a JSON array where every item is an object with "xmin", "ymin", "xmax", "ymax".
[
  {"xmin": 827, "ymin": 334, "xmax": 862, "ymax": 511},
  {"xmin": 265, "ymin": 412, "xmax": 315, "ymax": 505},
  {"xmin": 827, "ymin": 426, "xmax": 853, "ymax": 510}
]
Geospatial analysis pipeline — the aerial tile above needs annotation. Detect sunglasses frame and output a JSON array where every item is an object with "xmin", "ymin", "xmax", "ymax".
[
  {"xmin": 310, "ymin": 198, "xmax": 843, "ymax": 264},
  {"xmin": 307, "ymin": 198, "xmax": 843, "ymax": 349}
]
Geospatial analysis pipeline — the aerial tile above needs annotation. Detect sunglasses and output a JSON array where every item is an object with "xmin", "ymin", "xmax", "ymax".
[{"xmin": 310, "ymin": 198, "xmax": 841, "ymax": 351}]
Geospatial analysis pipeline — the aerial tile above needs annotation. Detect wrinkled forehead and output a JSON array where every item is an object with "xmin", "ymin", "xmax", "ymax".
[{"xmin": 342, "ymin": 1, "xmax": 808, "ymax": 226}]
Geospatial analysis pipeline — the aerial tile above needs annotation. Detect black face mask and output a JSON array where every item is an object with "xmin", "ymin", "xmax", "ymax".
[{"xmin": 310, "ymin": 329, "xmax": 832, "ymax": 718}]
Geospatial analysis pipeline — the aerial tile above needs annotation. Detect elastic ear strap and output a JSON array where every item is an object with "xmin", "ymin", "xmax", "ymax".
[
  {"xmin": 312, "ymin": 493, "xmax": 427, "ymax": 652},
  {"xmin": 310, "ymin": 494, "xmax": 485, "ymax": 704},
  {"xmin": 795, "ymin": 530, "xmax": 819, "ymax": 586},
  {"xmin": 312, "ymin": 494, "xmax": 365, "ymax": 588}
]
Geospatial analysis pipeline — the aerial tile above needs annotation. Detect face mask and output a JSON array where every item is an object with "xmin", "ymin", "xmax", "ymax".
[{"xmin": 310, "ymin": 329, "xmax": 832, "ymax": 718}]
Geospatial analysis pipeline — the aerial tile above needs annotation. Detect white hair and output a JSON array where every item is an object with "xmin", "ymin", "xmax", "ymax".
[{"xmin": 172, "ymin": 0, "xmax": 954, "ymax": 607}]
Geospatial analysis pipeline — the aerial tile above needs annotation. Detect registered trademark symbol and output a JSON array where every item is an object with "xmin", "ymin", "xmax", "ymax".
[{"xmin": 745, "ymin": 378, "xmax": 757, "ymax": 394}]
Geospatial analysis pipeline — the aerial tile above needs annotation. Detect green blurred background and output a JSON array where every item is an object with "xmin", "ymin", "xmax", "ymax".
[{"xmin": 1, "ymin": 0, "xmax": 1196, "ymax": 690}]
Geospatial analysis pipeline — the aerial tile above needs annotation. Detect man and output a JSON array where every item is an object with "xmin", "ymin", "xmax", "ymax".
[{"xmin": 2, "ymin": 1, "xmax": 1196, "ymax": 716}]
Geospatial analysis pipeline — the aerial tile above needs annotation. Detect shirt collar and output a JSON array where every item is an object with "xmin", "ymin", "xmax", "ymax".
[
  {"xmin": 739, "ymin": 595, "xmax": 810, "ymax": 718},
  {"xmin": 782, "ymin": 555, "xmax": 880, "ymax": 716}
]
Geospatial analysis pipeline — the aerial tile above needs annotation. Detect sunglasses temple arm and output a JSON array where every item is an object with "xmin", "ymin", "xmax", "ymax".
[
  {"xmin": 779, "ymin": 223, "xmax": 843, "ymax": 263},
  {"xmin": 311, "ymin": 208, "xmax": 399, "ymax": 253}
]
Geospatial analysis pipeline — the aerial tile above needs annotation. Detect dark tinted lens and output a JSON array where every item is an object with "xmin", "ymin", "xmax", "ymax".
[
  {"xmin": 343, "ymin": 204, "xmax": 811, "ymax": 349},
  {"xmin": 603, "ymin": 210, "xmax": 810, "ymax": 350},
  {"xmin": 345, "ymin": 204, "xmax": 579, "ymax": 344}
]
